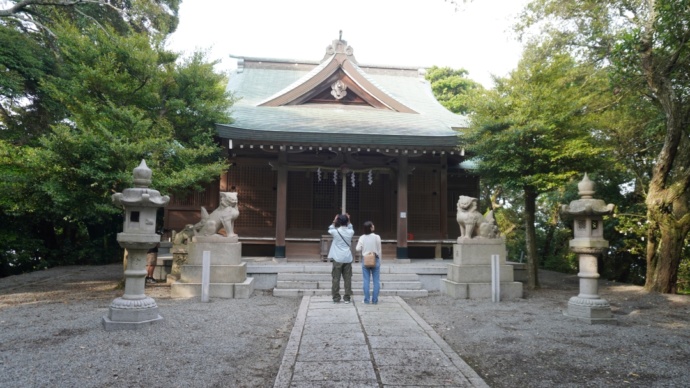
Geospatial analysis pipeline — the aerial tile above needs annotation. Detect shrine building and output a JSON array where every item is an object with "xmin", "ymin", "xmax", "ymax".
[{"xmin": 164, "ymin": 37, "xmax": 479, "ymax": 261}]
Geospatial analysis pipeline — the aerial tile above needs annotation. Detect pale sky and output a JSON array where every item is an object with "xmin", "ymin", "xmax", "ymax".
[{"xmin": 166, "ymin": 0, "xmax": 529, "ymax": 87}]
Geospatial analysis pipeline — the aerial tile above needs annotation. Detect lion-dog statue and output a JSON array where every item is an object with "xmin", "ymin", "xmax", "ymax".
[
  {"xmin": 456, "ymin": 195, "xmax": 498, "ymax": 239},
  {"xmin": 193, "ymin": 192, "xmax": 240, "ymax": 238}
]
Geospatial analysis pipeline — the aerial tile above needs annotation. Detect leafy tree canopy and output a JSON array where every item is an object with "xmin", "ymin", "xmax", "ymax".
[
  {"xmin": 464, "ymin": 43, "xmax": 615, "ymax": 288},
  {"xmin": 425, "ymin": 66, "xmax": 482, "ymax": 114},
  {"xmin": 0, "ymin": 2, "xmax": 234, "ymax": 276},
  {"xmin": 519, "ymin": 0, "xmax": 690, "ymax": 293}
]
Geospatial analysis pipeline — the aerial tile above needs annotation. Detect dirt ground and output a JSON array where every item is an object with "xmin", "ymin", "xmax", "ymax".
[{"xmin": 1, "ymin": 265, "xmax": 688, "ymax": 387}]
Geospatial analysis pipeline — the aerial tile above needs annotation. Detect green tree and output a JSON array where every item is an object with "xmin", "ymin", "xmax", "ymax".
[
  {"xmin": 0, "ymin": 3, "xmax": 233, "ymax": 276},
  {"xmin": 425, "ymin": 66, "xmax": 482, "ymax": 114},
  {"xmin": 465, "ymin": 45, "xmax": 611, "ymax": 289},
  {"xmin": 0, "ymin": 1, "xmax": 179, "ymax": 36},
  {"xmin": 520, "ymin": 0, "xmax": 690, "ymax": 293}
]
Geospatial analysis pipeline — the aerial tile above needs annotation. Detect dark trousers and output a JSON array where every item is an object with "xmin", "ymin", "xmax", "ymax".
[{"xmin": 331, "ymin": 261, "xmax": 353, "ymax": 302}]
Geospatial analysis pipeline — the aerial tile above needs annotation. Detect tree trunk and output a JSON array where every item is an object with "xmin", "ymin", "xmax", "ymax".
[
  {"xmin": 524, "ymin": 186, "xmax": 540, "ymax": 290},
  {"xmin": 639, "ymin": 17, "xmax": 690, "ymax": 293},
  {"xmin": 645, "ymin": 190, "xmax": 690, "ymax": 293}
]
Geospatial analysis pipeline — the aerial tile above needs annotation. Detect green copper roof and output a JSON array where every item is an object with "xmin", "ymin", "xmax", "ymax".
[{"xmin": 217, "ymin": 47, "xmax": 468, "ymax": 150}]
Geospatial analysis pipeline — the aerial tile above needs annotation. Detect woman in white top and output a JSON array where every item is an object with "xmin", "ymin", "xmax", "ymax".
[{"xmin": 356, "ymin": 221, "xmax": 382, "ymax": 304}]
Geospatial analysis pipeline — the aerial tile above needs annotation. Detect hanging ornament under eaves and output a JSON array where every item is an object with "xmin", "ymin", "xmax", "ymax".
[
  {"xmin": 351, "ymin": 171, "xmax": 356, "ymax": 187},
  {"xmin": 368, "ymin": 170, "xmax": 373, "ymax": 185},
  {"xmin": 317, "ymin": 167, "xmax": 322, "ymax": 182},
  {"xmin": 333, "ymin": 169, "xmax": 338, "ymax": 185}
]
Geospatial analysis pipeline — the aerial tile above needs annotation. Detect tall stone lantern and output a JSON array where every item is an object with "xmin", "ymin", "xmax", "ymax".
[
  {"xmin": 560, "ymin": 174, "xmax": 616, "ymax": 324},
  {"xmin": 103, "ymin": 160, "xmax": 170, "ymax": 331}
]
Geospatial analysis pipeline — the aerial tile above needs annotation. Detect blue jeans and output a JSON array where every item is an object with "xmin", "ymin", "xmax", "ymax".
[{"xmin": 361, "ymin": 258, "xmax": 380, "ymax": 303}]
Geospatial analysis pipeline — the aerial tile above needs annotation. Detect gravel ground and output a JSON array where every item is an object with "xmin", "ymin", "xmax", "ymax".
[
  {"xmin": 1, "ymin": 264, "xmax": 688, "ymax": 388},
  {"xmin": 407, "ymin": 271, "xmax": 690, "ymax": 388},
  {"xmin": 0, "ymin": 265, "xmax": 300, "ymax": 388}
]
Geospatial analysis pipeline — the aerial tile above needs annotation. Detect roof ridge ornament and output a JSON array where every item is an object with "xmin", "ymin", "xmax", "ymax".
[{"xmin": 324, "ymin": 31, "xmax": 356, "ymax": 63}]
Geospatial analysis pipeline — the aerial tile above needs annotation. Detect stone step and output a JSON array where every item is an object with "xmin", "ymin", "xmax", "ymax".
[
  {"xmin": 171, "ymin": 278, "xmax": 255, "ymax": 299},
  {"xmin": 276, "ymin": 280, "xmax": 423, "ymax": 290},
  {"xmin": 272, "ymin": 288, "xmax": 428, "ymax": 298},
  {"xmin": 276, "ymin": 272, "xmax": 420, "ymax": 282},
  {"xmin": 273, "ymin": 270, "xmax": 427, "ymax": 298}
]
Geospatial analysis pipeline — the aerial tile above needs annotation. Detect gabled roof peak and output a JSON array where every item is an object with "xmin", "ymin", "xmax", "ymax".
[
  {"xmin": 258, "ymin": 36, "xmax": 415, "ymax": 113},
  {"xmin": 322, "ymin": 32, "xmax": 358, "ymax": 64}
]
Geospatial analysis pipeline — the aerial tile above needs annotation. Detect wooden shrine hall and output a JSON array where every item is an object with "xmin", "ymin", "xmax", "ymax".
[{"xmin": 164, "ymin": 36, "xmax": 479, "ymax": 260}]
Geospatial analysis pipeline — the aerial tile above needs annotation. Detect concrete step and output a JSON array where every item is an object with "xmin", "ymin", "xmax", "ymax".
[
  {"xmin": 273, "ymin": 270, "xmax": 428, "ymax": 298},
  {"xmin": 272, "ymin": 288, "xmax": 428, "ymax": 298},
  {"xmin": 276, "ymin": 272, "xmax": 421, "ymax": 281},
  {"xmin": 171, "ymin": 278, "xmax": 255, "ymax": 299},
  {"xmin": 276, "ymin": 280, "xmax": 423, "ymax": 290}
]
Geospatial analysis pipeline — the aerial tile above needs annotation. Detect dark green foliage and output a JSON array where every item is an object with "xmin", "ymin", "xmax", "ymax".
[
  {"xmin": 0, "ymin": 2, "xmax": 233, "ymax": 276},
  {"xmin": 424, "ymin": 66, "xmax": 482, "ymax": 114},
  {"xmin": 520, "ymin": 0, "xmax": 690, "ymax": 294},
  {"xmin": 464, "ymin": 46, "xmax": 614, "ymax": 289}
]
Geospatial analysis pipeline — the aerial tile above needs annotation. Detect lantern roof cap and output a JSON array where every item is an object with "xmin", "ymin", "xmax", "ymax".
[{"xmin": 561, "ymin": 174, "xmax": 615, "ymax": 217}]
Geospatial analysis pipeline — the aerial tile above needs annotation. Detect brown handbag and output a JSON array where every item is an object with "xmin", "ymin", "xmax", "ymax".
[{"xmin": 363, "ymin": 252, "xmax": 377, "ymax": 268}]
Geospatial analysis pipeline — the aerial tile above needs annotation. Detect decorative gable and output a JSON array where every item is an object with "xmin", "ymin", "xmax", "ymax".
[{"xmin": 258, "ymin": 36, "xmax": 418, "ymax": 113}]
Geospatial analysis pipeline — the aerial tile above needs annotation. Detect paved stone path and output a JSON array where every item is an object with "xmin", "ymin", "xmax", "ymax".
[{"xmin": 274, "ymin": 295, "xmax": 488, "ymax": 387}]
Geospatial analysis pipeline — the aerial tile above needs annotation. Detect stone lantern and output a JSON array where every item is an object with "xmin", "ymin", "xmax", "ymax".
[
  {"xmin": 560, "ymin": 174, "xmax": 616, "ymax": 324},
  {"xmin": 103, "ymin": 160, "xmax": 170, "ymax": 331}
]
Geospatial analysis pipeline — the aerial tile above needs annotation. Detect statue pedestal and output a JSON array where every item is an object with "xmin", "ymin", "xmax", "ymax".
[
  {"xmin": 441, "ymin": 238, "xmax": 523, "ymax": 299},
  {"xmin": 171, "ymin": 236, "xmax": 254, "ymax": 299}
]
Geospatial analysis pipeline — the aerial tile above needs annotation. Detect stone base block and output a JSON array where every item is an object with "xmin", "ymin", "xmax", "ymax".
[
  {"xmin": 233, "ymin": 278, "xmax": 255, "ymax": 299},
  {"xmin": 509, "ymin": 262, "xmax": 527, "ymax": 282},
  {"xmin": 564, "ymin": 297, "xmax": 617, "ymax": 325},
  {"xmin": 171, "ymin": 277, "xmax": 255, "ymax": 299},
  {"xmin": 179, "ymin": 263, "xmax": 247, "ymax": 283},
  {"xmin": 193, "ymin": 235, "xmax": 239, "ymax": 243},
  {"xmin": 102, "ymin": 314, "xmax": 163, "ymax": 331},
  {"xmin": 186, "ymin": 241, "xmax": 241, "ymax": 265},
  {"xmin": 166, "ymin": 274, "xmax": 180, "ymax": 284},
  {"xmin": 447, "ymin": 263, "xmax": 514, "ymax": 283},
  {"xmin": 441, "ymin": 279, "xmax": 523, "ymax": 299},
  {"xmin": 453, "ymin": 240, "xmax": 507, "ymax": 265},
  {"xmin": 102, "ymin": 297, "xmax": 163, "ymax": 331}
]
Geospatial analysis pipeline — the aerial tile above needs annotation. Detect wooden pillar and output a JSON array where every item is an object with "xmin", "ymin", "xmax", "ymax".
[
  {"xmin": 396, "ymin": 155, "xmax": 408, "ymax": 260},
  {"xmin": 220, "ymin": 141, "xmax": 231, "ymax": 192},
  {"xmin": 220, "ymin": 169, "xmax": 229, "ymax": 192},
  {"xmin": 440, "ymin": 154, "xmax": 448, "ymax": 239},
  {"xmin": 274, "ymin": 149, "xmax": 287, "ymax": 260}
]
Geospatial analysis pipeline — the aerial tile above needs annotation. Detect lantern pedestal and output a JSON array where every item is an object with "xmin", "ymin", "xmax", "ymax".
[
  {"xmin": 560, "ymin": 174, "xmax": 616, "ymax": 325},
  {"xmin": 564, "ymin": 246, "xmax": 616, "ymax": 324},
  {"xmin": 103, "ymin": 160, "xmax": 169, "ymax": 331}
]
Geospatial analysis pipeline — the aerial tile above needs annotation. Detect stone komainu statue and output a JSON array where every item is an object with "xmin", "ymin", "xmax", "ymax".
[
  {"xmin": 194, "ymin": 192, "xmax": 240, "ymax": 237},
  {"xmin": 173, "ymin": 224, "xmax": 196, "ymax": 246},
  {"xmin": 456, "ymin": 196, "xmax": 498, "ymax": 239}
]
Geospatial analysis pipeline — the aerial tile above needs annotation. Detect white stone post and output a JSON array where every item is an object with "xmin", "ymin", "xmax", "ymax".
[
  {"xmin": 491, "ymin": 254, "xmax": 500, "ymax": 302},
  {"xmin": 201, "ymin": 251, "xmax": 211, "ymax": 302}
]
